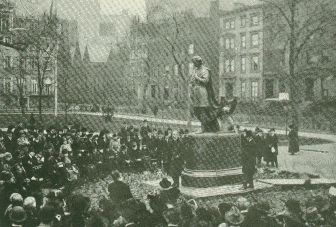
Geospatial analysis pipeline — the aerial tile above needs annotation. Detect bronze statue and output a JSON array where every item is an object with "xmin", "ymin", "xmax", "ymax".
[{"xmin": 189, "ymin": 56, "xmax": 237, "ymax": 133}]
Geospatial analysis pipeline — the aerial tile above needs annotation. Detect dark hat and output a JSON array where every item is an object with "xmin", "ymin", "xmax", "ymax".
[
  {"xmin": 181, "ymin": 204, "xmax": 194, "ymax": 219},
  {"xmin": 39, "ymin": 205, "xmax": 55, "ymax": 223},
  {"xmin": 184, "ymin": 129, "xmax": 189, "ymax": 134},
  {"xmin": 246, "ymin": 130, "xmax": 253, "ymax": 137},
  {"xmin": 46, "ymin": 191, "xmax": 56, "ymax": 199},
  {"xmin": 148, "ymin": 194, "xmax": 165, "ymax": 212},
  {"xmin": 159, "ymin": 178, "xmax": 172, "ymax": 189},
  {"xmin": 285, "ymin": 199, "xmax": 302, "ymax": 213},
  {"xmin": 143, "ymin": 119, "xmax": 148, "ymax": 123},
  {"xmin": 196, "ymin": 207, "xmax": 212, "ymax": 222},
  {"xmin": 225, "ymin": 206, "xmax": 245, "ymax": 225},
  {"xmin": 269, "ymin": 128, "xmax": 275, "ymax": 133},
  {"xmin": 218, "ymin": 202, "xmax": 232, "ymax": 215},
  {"xmin": 111, "ymin": 170, "xmax": 120, "ymax": 179},
  {"xmin": 289, "ymin": 124, "xmax": 295, "ymax": 129},
  {"xmin": 9, "ymin": 206, "xmax": 27, "ymax": 223}
]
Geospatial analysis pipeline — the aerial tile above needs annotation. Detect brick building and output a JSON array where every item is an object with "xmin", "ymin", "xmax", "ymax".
[
  {"xmin": 129, "ymin": 11, "xmax": 220, "ymax": 108},
  {"xmin": 218, "ymin": 3, "xmax": 264, "ymax": 101},
  {"xmin": 0, "ymin": 2, "xmax": 78, "ymax": 109},
  {"xmin": 216, "ymin": 0, "xmax": 336, "ymax": 102}
]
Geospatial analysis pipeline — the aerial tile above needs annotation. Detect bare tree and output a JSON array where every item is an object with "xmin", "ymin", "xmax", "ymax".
[
  {"xmin": 9, "ymin": 4, "xmax": 60, "ymax": 121},
  {"xmin": 263, "ymin": 0, "xmax": 335, "ymax": 127}
]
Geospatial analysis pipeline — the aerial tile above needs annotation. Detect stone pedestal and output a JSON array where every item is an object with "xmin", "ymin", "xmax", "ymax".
[{"xmin": 181, "ymin": 132, "xmax": 243, "ymax": 188}]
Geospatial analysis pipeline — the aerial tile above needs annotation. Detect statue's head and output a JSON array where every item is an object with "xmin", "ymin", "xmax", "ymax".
[{"xmin": 192, "ymin": 56, "xmax": 203, "ymax": 68}]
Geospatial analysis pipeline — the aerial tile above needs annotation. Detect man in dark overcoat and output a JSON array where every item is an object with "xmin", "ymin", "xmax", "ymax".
[
  {"xmin": 254, "ymin": 128, "xmax": 266, "ymax": 166},
  {"xmin": 266, "ymin": 128, "xmax": 278, "ymax": 167},
  {"xmin": 108, "ymin": 171, "xmax": 133, "ymax": 208},
  {"xmin": 288, "ymin": 124, "xmax": 299, "ymax": 155},
  {"xmin": 169, "ymin": 130, "xmax": 184, "ymax": 187},
  {"xmin": 241, "ymin": 130, "xmax": 256, "ymax": 189}
]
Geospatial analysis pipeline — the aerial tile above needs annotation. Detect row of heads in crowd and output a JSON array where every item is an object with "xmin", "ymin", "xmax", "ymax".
[
  {"xmin": 0, "ymin": 120, "xmax": 190, "ymax": 141},
  {"xmin": 0, "ymin": 119, "xmax": 297, "ymax": 143}
]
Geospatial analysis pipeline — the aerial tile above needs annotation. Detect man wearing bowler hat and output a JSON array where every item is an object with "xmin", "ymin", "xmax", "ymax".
[{"xmin": 241, "ymin": 130, "xmax": 256, "ymax": 189}]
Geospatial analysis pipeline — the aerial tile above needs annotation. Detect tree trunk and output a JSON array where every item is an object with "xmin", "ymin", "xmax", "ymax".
[
  {"xmin": 288, "ymin": 0, "xmax": 299, "ymax": 130},
  {"xmin": 38, "ymin": 94, "xmax": 42, "ymax": 122},
  {"xmin": 19, "ymin": 97, "xmax": 25, "ymax": 116}
]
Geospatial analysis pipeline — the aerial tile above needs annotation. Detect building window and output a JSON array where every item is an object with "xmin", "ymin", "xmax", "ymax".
[
  {"xmin": 225, "ymin": 20, "xmax": 235, "ymax": 30},
  {"xmin": 151, "ymin": 85, "xmax": 156, "ymax": 98},
  {"xmin": 45, "ymin": 84, "xmax": 51, "ymax": 95},
  {"xmin": 241, "ymin": 82, "xmax": 246, "ymax": 98},
  {"xmin": 32, "ymin": 80, "xmax": 38, "ymax": 95},
  {"xmin": 252, "ymin": 81, "xmax": 259, "ymax": 98},
  {"xmin": 241, "ymin": 16, "xmax": 247, "ymax": 27},
  {"xmin": 220, "ymin": 37, "xmax": 224, "ymax": 47},
  {"xmin": 279, "ymin": 82, "xmax": 286, "ymax": 93},
  {"xmin": 188, "ymin": 44, "xmax": 194, "ymax": 54},
  {"xmin": 5, "ymin": 80, "xmax": 11, "ymax": 93},
  {"xmin": 241, "ymin": 34, "xmax": 246, "ymax": 48},
  {"xmin": 252, "ymin": 56, "xmax": 259, "ymax": 71},
  {"xmin": 241, "ymin": 57, "xmax": 246, "ymax": 72},
  {"xmin": 251, "ymin": 33, "xmax": 259, "ymax": 46},
  {"xmin": 164, "ymin": 87, "xmax": 169, "ymax": 100},
  {"xmin": 225, "ymin": 59, "xmax": 234, "ymax": 72},
  {"xmin": 225, "ymin": 38, "xmax": 235, "ymax": 49},
  {"xmin": 251, "ymin": 15, "xmax": 259, "ymax": 26},
  {"xmin": 5, "ymin": 56, "xmax": 11, "ymax": 68}
]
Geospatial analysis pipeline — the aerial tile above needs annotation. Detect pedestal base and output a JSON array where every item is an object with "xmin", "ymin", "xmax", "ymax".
[
  {"xmin": 181, "ymin": 132, "xmax": 242, "ymax": 188},
  {"xmin": 182, "ymin": 168, "xmax": 243, "ymax": 188}
]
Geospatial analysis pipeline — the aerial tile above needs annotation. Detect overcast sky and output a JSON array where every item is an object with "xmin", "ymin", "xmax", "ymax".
[
  {"xmin": 15, "ymin": 0, "xmax": 261, "ymax": 19},
  {"xmin": 13, "ymin": 0, "xmax": 261, "ymax": 59}
]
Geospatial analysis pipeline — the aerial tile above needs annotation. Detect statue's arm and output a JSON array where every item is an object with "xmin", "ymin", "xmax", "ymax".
[{"xmin": 194, "ymin": 68, "xmax": 209, "ymax": 84}]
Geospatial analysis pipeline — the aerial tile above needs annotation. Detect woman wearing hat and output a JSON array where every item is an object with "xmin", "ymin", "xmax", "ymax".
[{"xmin": 288, "ymin": 124, "xmax": 299, "ymax": 155}]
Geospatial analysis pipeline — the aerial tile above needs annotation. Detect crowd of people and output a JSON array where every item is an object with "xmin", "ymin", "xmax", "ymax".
[
  {"xmin": 0, "ymin": 116, "xmax": 330, "ymax": 227},
  {"xmin": 0, "ymin": 118, "xmax": 190, "ymax": 226}
]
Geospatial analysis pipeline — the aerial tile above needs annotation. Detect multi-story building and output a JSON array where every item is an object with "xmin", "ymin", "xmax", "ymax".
[
  {"xmin": 129, "ymin": 10, "xmax": 219, "ymax": 108},
  {"xmin": 217, "ymin": 0, "xmax": 336, "ymax": 102},
  {"xmin": 0, "ymin": 2, "xmax": 78, "ymax": 109},
  {"xmin": 218, "ymin": 3, "xmax": 264, "ymax": 101}
]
